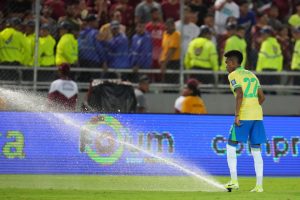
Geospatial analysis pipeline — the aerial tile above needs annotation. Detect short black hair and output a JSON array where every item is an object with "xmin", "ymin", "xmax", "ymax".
[{"xmin": 224, "ymin": 50, "xmax": 243, "ymax": 64}]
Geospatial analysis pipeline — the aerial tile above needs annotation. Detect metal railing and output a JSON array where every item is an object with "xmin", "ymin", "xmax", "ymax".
[{"xmin": 1, "ymin": 66, "xmax": 300, "ymax": 94}]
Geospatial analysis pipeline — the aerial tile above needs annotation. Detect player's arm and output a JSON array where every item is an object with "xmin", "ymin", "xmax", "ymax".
[
  {"xmin": 257, "ymin": 88, "xmax": 265, "ymax": 105},
  {"xmin": 234, "ymin": 87, "xmax": 243, "ymax": 126}
]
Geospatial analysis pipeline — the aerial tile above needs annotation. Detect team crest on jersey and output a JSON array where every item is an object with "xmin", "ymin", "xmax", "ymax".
[
  {"xmin": 231, "ymin": 79, "xmax": 237, "ymax": 86},
  {"xmin": 194, "ymin": 47, "xmax": 203, "ymax": 56}
]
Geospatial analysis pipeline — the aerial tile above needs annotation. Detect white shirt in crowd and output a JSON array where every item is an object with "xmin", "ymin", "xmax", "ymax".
[
  {"xmin": 214, "ymin": 0, "xmax": 240, "ymax": 34},
  {"xmin": 175, "ymin": 20, "xmax": 200, "ymax": 55}
]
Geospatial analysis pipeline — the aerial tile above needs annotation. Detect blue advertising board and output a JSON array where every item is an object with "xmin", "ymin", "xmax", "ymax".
[{"xmin": 0, "ymin": 112, "xmax": 299, "ymax": 176}]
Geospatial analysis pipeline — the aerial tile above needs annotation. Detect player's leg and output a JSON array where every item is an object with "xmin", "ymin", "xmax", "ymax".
[
  {"xmin": 225, "ymin": 139, "xmax": 239, "ymax": 190},
  {"xmin": 225, "ymin": 122, "xmax": 249, "ymax": 190},
  {"xmin": 249, "ymin": 120, "xmax": 267, "ymax": 192}
]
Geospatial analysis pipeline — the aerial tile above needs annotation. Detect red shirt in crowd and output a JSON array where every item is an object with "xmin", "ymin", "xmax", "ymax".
[
  {"xmin": 145, "ymin": 21, "xmax": 165, "ymax": 67},
  {"xmin": 161, "ymin": 1, "xmax": 180, "ymax": 21},
  {"xmin": 44, "ymin": 0, "xmax": 65, "ymax": 20},
  {"xmin": 110, "ymin": 2, "xmax": 134, "ymax": 27}
]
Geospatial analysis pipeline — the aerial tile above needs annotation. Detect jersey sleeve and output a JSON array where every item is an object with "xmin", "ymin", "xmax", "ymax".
[{"xmin": 228, "ymin": 72, "xmax": 242, "ymax": 90}]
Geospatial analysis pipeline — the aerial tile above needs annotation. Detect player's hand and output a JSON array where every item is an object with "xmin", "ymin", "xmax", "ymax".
[{"xmin": 234, "ymin": 115, "xmax": 240, "ymax": 126}]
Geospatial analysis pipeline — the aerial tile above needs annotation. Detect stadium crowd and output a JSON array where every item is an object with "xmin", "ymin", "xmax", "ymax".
[{"xmin": 0, "ymin": 0, "xmax": 300, "ymax": 84}]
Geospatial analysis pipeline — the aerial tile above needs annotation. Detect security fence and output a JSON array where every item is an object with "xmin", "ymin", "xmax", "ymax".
[{"xmin": 1, "ymin": 0, "xmax": 300, "ymax": 94}]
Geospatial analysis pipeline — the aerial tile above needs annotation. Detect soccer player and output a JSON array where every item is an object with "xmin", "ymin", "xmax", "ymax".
[{"xmin": 224, "ymin": 50, "xmax": 267, "ymax": 192}]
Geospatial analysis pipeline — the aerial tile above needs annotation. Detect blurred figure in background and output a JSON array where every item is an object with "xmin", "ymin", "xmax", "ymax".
[
  {"xmin": 78, "ymin": 14, "xmax": 105, "ymax": 81},
  {"xmin": 23, "ymin": 20, "xmax": 35, "ymax": 67},
  {"xmin": 0, "ymin": 96, "xmax": 6, "ymax": 110},
  {"xmin": 135, "ymin": 0, "xmax": 162, "ymax": 23},
  {"xmin": 135, "ymin": 75, "xmax": 150, "ymax": 113},
  {"xmin": 288, "ymin": 2, "xmax": 300, "ymax": 29},
  {"xmin": 188, "ymin": 0, "xmax": 208, "ymax": 26},
  {"xmin": 174, "ymin": 78, "xmax": 207, "ymax": 114},
  {"xmin": 214, "ymin": 0, "xmax": 240, "ymax": 35},
  {"xmin": 256, "ymin": 26, "xmax": 283, "ymax": 85},
  {"xmin": 130, "ymin": 22, "xmax": 152, "ymax": 82},
  {"xmin": 184, "ymin": 25, "xmax": 218, "ymax": 84},
  {"xmin": 98, "ymin": 10, "xmax": 126, "ymax": 41},
  {"xmin": 161, "ymin": 0, "xmax": 180, "ymax": 21},
  {"xmin": 220, "ymin": 24, "xmax": 247, "ymax": 71},
  {"xmin": 160, "ymin": 18, "xmax": 181, "ymax": 83},
  {"xmin": 104, "ymin": 20, "xmax": 129, "ymax": 70},
  {"xmin": 145, "ymin": 7, "xmax": 165, "ymax": 81},
  {"xmin": 56, "ymin": 21, "xmax": 78, "ymax": 67},
  {"xmin": 291, "ymin": 27, "xmax": 300, "ymax": 85},
  {"xmin": 39, "ymin": 24, "xmax": 56, "ymax": 67},
  {"xmin": 0, "ymin": 17, "xmax": 29, "ymax": 80},
  {"xmin": 175, "ymin": 6, "xmax": 200, "ymax": 56},
  {"xmin": 48, "ymin": 63, "xmax": 78, "ymax": 111}
]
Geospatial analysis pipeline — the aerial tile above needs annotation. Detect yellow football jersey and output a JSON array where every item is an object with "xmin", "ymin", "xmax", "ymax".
[{"xmin": 228, "ymin": 67, "xmax": 263, "ymax": 120}]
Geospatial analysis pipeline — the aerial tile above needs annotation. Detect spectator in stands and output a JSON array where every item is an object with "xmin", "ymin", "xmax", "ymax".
[
  {"xmin": 44, "ymin": 0, "xmax": 66, "ymax": 21},
  {"xmin": 78, "ymin": 15, "xmax": 104, "ymax": 68},
  {"xmin": 58, "ymin": 0, "xmax": 81, "ymax": 35},
  {"xmin": 110, "ymin": 0, "xmax": 134, "ymax": 32},
  {"xmin": 48, "ymin": 63, "xmax": 78, "ymax": 111},
  {"xmin": 135, "ymin": 75, "xmax": 150, "ymax": 113},
  {"xmin": 250, "ymin": 12, "xmax": 269, "ymax": 70},
  {"xmin": 24, "ymin": 20, "xmax": 35, "ymax": 66},
  {"xmin": 135, "ymin": 0, "xmax": 162, "ymax": 23},
  {"xmin": 184, "ymin": 25, "xmax": 218, "ymax": 84},
  {"xmin": 267, "ymin": 4, "xmax": 282, "ymax": 32},
  {"xmin": 288, "ymin": 3, "xmax": 300, "ymax": 29},
  {"xmin": 256, "ymin": 26, "xmax": 283, "ymax": 85},
  {"xmin": 214, "ymin": 0, "xmax": 240, "ymax": 35},
  {"xmin": 276, "ymin": 25, "xmax": 292, "ymax": 71},
  {"xmin": 238, "ymin": 0, "xmax": 256, "ymax": 39},
  {"xmin": 160, "ymin": 18, "xmax": 181, "ymax": 83},
  {"xmin": 203, "ymin": 14, "xmax": 217, "ymax": 45},
  {"xmin": 145, "ymin": 8, "xmax": 165, "ymax": 73},
  {"xmin": 39, "ymin": 24, "xmax": 56, "ymax": 67},
  {"xmin": 220, "ymin": 24, "xmax": 247, "ymax": 71},
  {"xmin": 161, "ymin": 0, "xmax": 180, "ymax": 21},
  {"xmin": 98, "ymin": 10, "xmax": 126, "ymax": 41},
  {"xmin": 0, "ymin": 17, "xmax": 29, "ymax": 67},
  {"xmin": 130, "ymin": 22, "xmax": 152, "ymax": 82},
  {"xmin": 174, "ymin": 78, "xmax": 207, "ymax": 114},
  {"xmin": 175, "ymin": 6, "xmax": 200, "ymax": 56},
  {"xmin": 291, "ymin": 27, "xmax": 300, "ymax": 84},
  {"xmin": 41, "ymin": 5, "xmax": 57, "ymax": 38},
  {"xmin": 104, "ymin": 20, "xmax": 129, "ymax": 69},
  {"xmin": 188, "ymin": 0, "xmax": 208, "ymax": 26},
  {"xmin": 56, "ymin": 21, "xmax": 78, "ymax": 67}
]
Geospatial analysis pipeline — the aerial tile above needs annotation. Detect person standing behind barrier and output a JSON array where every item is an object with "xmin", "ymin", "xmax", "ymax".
[
  {"xmin": 56, "ymin": 21, "xmax": 78, "ymax": 67},
  {"xmin": 23, "ymin": 20, "xmax": 35, "ymax": 67},
  {"xmin": 256, "ymin": 26, "xmax": 283, "ymax": 85},
  {"xmin": 214, "ymin": 0, "xmax": 240, "ymax": 35},
  {"xmin": 104, "ymin": 20, "xmax": 129, "ymax": 70},
  {"xmin": 184, "ymin": 25, "xmax": 218, "ymax": 84},
  {"xmin": 78, "ymin": 14, "xmax": 105, "ymax": 81},
  {"xmin": 145, "ymin": 7, "xmax": 165, "ymax": 81},
  {"xmin": 135, "ymin": 75, "xmax": 150, "ymax": 113},
  {"xmin": 288, "ymin": 2, "xmax": 300, "ymax": 29},
  {"xmin": 175, "ymin": 6, "xmax": 200, "ymax": 57},
  {"xmin": 135, "ymin": 0, "xmax": 162, "ymax": 24},
  {"xmin": 174, "ymin": 78, "xmax": 207, "ymax": 114},
  {"xmin": 160, "ymin": 18, "xmax": 180, "ymax": 83},
  {"xmin": 39, "ymin": 24, "xmax": 56, "ymax": 67},
  {"xmin": 220, "ymin": 24, "xmax": 247, "ymax": 71},
  {"xmin": 291, "ymin": 27, "xmax": 300, "ymax": 85},
  {"xmin": 0, "ymin": 17, "xmax": 29, "ymax": 80},
  {"xmin": 130, "ymin": 22, "xmax": 152, "ymax": 83},
  {"xmin": 48, "ymin": 63, "xmax": 78, "ymax": 111}
]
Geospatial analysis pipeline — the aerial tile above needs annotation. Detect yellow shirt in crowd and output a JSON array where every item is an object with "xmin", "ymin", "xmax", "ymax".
[{"xmin": 160, "ymin": 31, "xmax": 180, "ymax": 62}]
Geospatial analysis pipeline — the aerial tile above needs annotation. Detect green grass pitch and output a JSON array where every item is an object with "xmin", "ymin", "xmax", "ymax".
[{"xmin": 0, "ymin": 175, "xmax": 299, "ymax": 200}]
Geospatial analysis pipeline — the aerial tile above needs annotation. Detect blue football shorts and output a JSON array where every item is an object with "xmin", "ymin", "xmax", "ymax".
[{"xmin": 228, "ymin": 120, "xmax": 267, "ymax": 144}]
